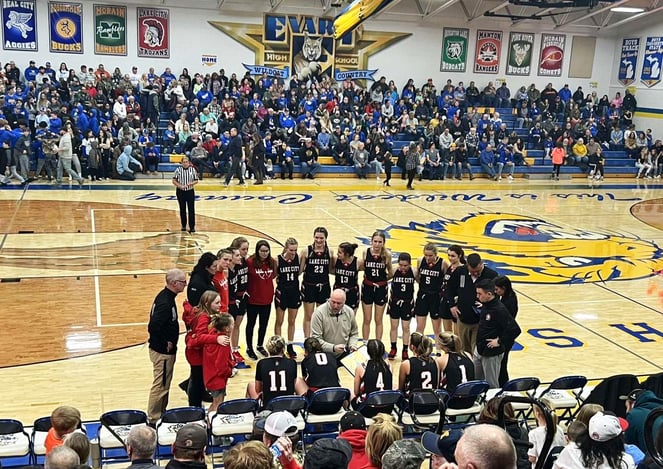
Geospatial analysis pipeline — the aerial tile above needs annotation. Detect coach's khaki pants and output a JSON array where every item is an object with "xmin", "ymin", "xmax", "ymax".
[
  {"xmin": 147, "ymin": 348, "xmax": 176, "ymax": 423},
  {"xmin": 458, "ymin": 322, "xmax": 478, "ymax": 356}
]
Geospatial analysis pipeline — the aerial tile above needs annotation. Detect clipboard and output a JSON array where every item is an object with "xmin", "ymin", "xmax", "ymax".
[{"xmin": 340, "ymin": 344, "xmax": 370, "ymax": 376}]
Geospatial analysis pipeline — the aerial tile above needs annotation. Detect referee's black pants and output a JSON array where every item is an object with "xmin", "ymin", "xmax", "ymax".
[{"xmin": 176, "ymin": 188, "xmax": 195, "ymax": 231}]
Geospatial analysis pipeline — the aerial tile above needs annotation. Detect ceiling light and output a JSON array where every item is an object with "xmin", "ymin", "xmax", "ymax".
[{"xmin": 610, "ymin": 6, "xmax": 645, "ymax": 12}]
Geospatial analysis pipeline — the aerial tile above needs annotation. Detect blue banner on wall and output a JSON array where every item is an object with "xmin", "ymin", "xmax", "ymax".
[
  {"xmin": 2, "ymin": 0, "xmax": 37, "ymax": 51},
  {"xmin": 618, "ymin": 38, "xmax": 639, "ymax": 86},
  {"xmin": 242, "ymin": 63, "xmax": 289, "ymax": 79},
  {"xmin": 48, "ymin": 1, "xmax": 82, "ymax": 53},
  {"xmin": 641, "ymin": 36, "xmax": 662, "ymax": 88}
]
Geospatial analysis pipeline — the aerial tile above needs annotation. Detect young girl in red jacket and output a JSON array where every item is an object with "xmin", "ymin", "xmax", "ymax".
[{"xmin": 203, "ymin": 313, "xmax": 235, "ymax": 412}]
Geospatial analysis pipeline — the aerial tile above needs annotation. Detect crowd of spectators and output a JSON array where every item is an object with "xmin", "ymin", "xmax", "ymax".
[{"xmin": 0, "ymin": 58, "xmax": 660, "ymax": 184}]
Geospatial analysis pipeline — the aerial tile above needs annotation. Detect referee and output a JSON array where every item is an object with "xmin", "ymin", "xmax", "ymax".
[{"xmin": 172, "ymin": 156, "xmax": 199, "ymax": 233}]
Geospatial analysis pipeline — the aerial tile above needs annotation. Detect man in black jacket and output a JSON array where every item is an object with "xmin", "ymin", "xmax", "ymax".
[
  {"xmin": 446, "ymin": 253, "xmax": 498, "ymax": 355},
  {"xmin": 223, "ymin": 127, "xmax": 245, "ymax": 186},
  {"xmin": 147, "ymin": 268, "xmax": 187, "ymax": 424},
  {"xmin": 474, "ymin": 279, "xmax": 521, "ymax": 388}
]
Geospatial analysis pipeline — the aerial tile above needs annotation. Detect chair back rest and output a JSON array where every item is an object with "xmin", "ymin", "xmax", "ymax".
[
  {"xmin": 549, "ymin": 375, "xmax": 587, "ymax": 391},
  {"xmin": 447, "ymin": 380, "xmax": 489, "ymax": 410},
  {"xmin": 217, "ymin": 399, "xmax": 259, "ymax": 415},
  {"xmin": 407, "ymin": 389, "xmax": 442, "ymax": 415},
  {"xmin": 501, "ymin": 377, "xmax": 541, "ymax": 394},
  {"xmin": 642, "ymin": 373, "xmax": 663, "ymax": 399},
  {"xmin": 161, "ymin": 407, "xmax": 207, "ymax": 424},
  {"xmin": 32, "ymin": 417, "xmax": 52, "ymax": 433},
  {"xmin": 583, "ymin": 374, "xmax": 639, "ymax": 418},
  {"xmin": 0, "ymin": 419, "xmax": 25, "ymax": 435},
  {"xmin": 359, "ymin": 390, "xmax": 402, "ymax": 418},
  {"xmin": 308, "ymin": 388, "xmax": 351, "ymax": 415},
  {"xmin": 266, "ymin": 396, "xmax": 308, "ymax": 417},
  {"xmin": 100, "ymin": 410, "xmax": 148, "ymax": 449}
]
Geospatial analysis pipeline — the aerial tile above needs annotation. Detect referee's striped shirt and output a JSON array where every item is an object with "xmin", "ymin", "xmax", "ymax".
[{"xmin": 173, "ymin": 166, "xmax": 198, "ymax": 190}]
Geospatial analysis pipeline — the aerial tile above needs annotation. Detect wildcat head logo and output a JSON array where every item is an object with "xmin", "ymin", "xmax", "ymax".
[{"xmin": 364, "ymin": 213, "xmax": 663, "ymax": 284}]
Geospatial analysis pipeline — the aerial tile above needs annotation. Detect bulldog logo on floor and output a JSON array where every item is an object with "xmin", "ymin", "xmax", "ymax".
[{"xmin": 365, "ymin": 213, "xmax": 663, "ymax": 284}]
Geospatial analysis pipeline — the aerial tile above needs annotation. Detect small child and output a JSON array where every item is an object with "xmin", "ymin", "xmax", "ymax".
[
  {"xmin": 45, "ymin": 405, "xmax": 81, "ymax": 454},
  {"xmin": 163, "ymin": 124, "xmax": 176, "ymax": 154},
  {"xmin": 64, "ymin": 432, "xmax": 90, "ymax": 465},
  {"xmin": 203, "ymin": 313, "xmax": 235, "ymax": 412},
  {"xmin": 544, "ymin": 136, "xmax": 554, "ymax": 159},
  {"xmin": 527, "ymin": 398, "xmax": 566, "ymax": 468}
]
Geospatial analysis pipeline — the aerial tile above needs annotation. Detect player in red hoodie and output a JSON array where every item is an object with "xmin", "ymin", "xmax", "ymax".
[
  {"xmin": 338, "ymin": 411, "xmax": 369, "ymax": 469},
  {"xmin": 203, "ymin": 313, "xmax": 235, "ymax": 412}
]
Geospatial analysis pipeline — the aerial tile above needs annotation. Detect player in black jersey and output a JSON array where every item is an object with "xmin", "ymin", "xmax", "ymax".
[
  {"xmin": 361, "ymin": 231, "xmax": 394, "ymax": 341},
  {"xmin": 387, "ymin": 252, "xmax": 417, "ymax": 360},
  {"xmin": 398, "ymin": 332, "xmax": 441, "ymax": 414},
  {"xmin": 415, "ymin": 243, "xmax": 448, "ymax": 353},
  {"xmin": 247, "ymin": 335, "xmax": 306, "ymax": 408},
  {"xmin": 437, "ymin": 332, "xmax": 475, "ymax": 392},
  {"xmin": 274, "ymin": 238, "xmax": 302, "ymax": 359},
  {"xmin": 351, "ymin": 339, "xmax": 393, "ymax": 416},
  {"xmin": 440, "ymin": 245, "xmax": 466, "ymax": 336},
  {"xmin": 300, "ymin": 227, "xmax": 333, "ymax": 337},
  {"xmin": 333, "ymin": 242, "xmax": 363, "ymax": 311},
  {"xmin": 229, "ymin": 237, "xmax": 250, "ymax": 364},
  {"xmin": 300, "ymin": 337, "xmax": 340, "ymax": 396}
]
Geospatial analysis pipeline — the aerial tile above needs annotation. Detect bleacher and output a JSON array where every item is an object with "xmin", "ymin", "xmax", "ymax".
[{"xmin": 154, "ymin": 107, "xmax": 638, "ymax": 179}]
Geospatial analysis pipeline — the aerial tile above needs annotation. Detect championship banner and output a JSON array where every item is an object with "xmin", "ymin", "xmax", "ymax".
[
  {"xmin": 48, "ymin": 2, "xmax": 82, "ymax": 53},
  {"xmin": 441, "ymin": 27, "xmax": 469, "ymax": 72},
  {"xmin": 474, "ymin": 30, "xmax": 502, "ymax": 74},
  {"xmin": 640, "ymin": 36, "xmax": 662, "ymax": 88},
  {"xmin": 2, "ymin": 0, "xmax": 37, "ymax": 51},
  {"xmin": 137, "ymin": 7, "xmax": 169, "ymax": 58},
  {"xmin": 94, "ymin": 4, "xmax": 126, "ymax": 56},
  {"xmin": 506, "ymin": 32, "xmax": 534, "ymax": 76},
  {"xmin": 618, "ymin": 38, "xmax": 639, "ymax": 86},
  {"xmin": 538, "ymin": 33, "xmax": 565, "ymax": 77}
]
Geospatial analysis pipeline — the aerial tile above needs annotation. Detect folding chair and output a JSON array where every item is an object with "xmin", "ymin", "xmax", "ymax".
[
  {"xmin": 304, "ymin": 388, "xmax": 351, "ymax": 442},
  {"xmin": 493, "ymin": 377, "xmax": 541, "ymax": 422},
  {"xmin": 31, "ymin": 417, "xmax": 87, "ymax": 464},
  {"xmin": 401, "ymin": 389, "xmax": 445, "ymax": 432},
  {"xmin": 98, "ymin": 410, "xmax": 148, "ymax": 467},
  {"xmin": 442, "ymin": 380, "xmax": 490, "ymax": 424},
  {"xmin": 537, "ymin": 375, "xmax": 587, "ymax": 423},
  {"xmin": 155, "ymin": 407, "xmax": 206, "ymax": 462},
  {"xmin": 355, "ymin": 390, "xmax": 403, "ymax": 420},
  {"xmin": 209, "ymin": 398, "xmax": 259, "ymax": 466},
  {"xmin": 265, "ymin": 395, "xmax": 308, "ymax": 438},
  {"xmin": 0, "ymin": 419, "xmax": 31, "ymax": 465}
]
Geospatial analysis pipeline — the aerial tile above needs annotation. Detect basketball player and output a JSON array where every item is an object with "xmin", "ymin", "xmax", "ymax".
[
  {"xmin": 300, "ymin": 227, "xmax": 333, "ymax": 338},
  {"xmin": 229, "ymin": 237, "xmax": 250, "ymax": 364},
  {"xmin": 361, "ymin": 231, "xmax": 394, "ymax": 341},
  {"xmin": 246, "ymin": 335, "xmax": 306, "ymax": 408},
  {"xmin": 415, "ymin": 243, "xmax": 447, "ymax": 353},
  {"xmin": 333, "ymin": 242, "xmax": 363, "ymax": 312},
  {"xmin": 274, "ymin": 238, "xmax": 302, "ymax": 359},
  {"xmin": 440, "ymin": 245, "xmax": 466, "ymax": 336},
  {"xmin": 387, "ymin": 252, "xmax": 416, "ymax": 360},
  {"xmin": 437, "ymin": 332, "xmax": 476, "ymax": 393},
  {"xmin": 398, "ymin": 332, "xmax": 440, "ymax": 413}
]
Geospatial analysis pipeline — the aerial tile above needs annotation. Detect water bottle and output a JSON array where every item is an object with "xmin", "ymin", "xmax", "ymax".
[{"xmin": 269, "ymin": 443, "xmax": 282, "ymax": 459}]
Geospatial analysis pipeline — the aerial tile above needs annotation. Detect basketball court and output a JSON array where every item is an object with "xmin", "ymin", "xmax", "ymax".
[{"xmin": 1, "ymin": 177, "xmax": 662, "ymax": 423}]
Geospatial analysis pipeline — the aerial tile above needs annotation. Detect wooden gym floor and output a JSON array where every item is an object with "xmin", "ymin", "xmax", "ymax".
[{"xmin": 1, "ymin": 176, "xmax": 662, "ymax": 424}]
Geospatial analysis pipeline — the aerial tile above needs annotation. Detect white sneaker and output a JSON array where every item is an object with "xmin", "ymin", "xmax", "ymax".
[
  {"xmin": 508, "ymin": 175, "xmax": 513, "ymax": 180},
  {"xmin": 231, "ymin": 367, "xmax": 238, "ymax": 378},
  {"xmin": 497, "ymin": 176, "xmax": 502, "ymax": 181}
]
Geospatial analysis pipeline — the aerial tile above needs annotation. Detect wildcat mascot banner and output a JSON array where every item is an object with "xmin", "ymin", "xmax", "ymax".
[{"xmin": 209, "ymin": 14, "xmax": 410, "ymax": 81}]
